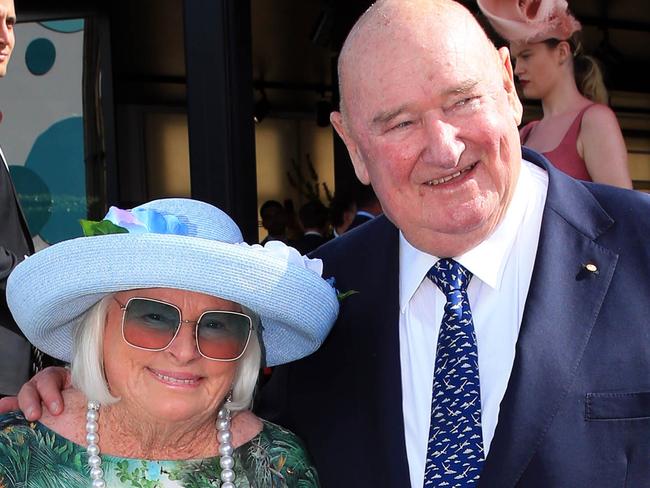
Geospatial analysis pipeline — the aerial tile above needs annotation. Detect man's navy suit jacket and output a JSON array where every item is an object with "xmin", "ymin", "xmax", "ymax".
[
  {"xmin": 259, "ymin": 149, "xmax": 650, "ymax": 487},
  {"xmin": 0, "ymin": 150, "xmax": 34, "ymax": 337}
]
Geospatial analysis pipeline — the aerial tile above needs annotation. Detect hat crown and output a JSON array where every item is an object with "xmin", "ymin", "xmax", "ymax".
[{"xmin": 477, "ymin": 0, "xmax": 581, "ymax": 42}]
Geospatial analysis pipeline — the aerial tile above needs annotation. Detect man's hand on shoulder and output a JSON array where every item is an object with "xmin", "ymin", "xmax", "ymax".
[
  {"xmin": 0, "ymin": 395, "xmax": 18, "ymax": 413},
  {"xmin": 0, "ymin": 366, "xmax": 71, "ymax": 420}
]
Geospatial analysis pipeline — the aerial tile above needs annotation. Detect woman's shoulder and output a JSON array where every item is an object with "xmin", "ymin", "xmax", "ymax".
[
  {"xmin": 0, "ymin": 411, "xmax": 69, "ymax": 462},
  {"xmin": 581, "ymin": 103, "xmax": 618, "ymax": 125},
  {"xmin": 238, "ymin": 419, "xmax": 320, "ymax": 486},
  {"xmin": 0, "ymin": 409, "xmax": 83, "ymax": 448},
  {"xmin": 258, "ymin": 419, "xmax": 310, "ymax": 447},
  {"xmin": 0, "ymin": 410, "xmax": 32, "ymax": 432},
  {"xmin": 253, "ymin": 419, "xmax": 314, "ymax": 461},
  {"xmin": 38, "ymin": 389, "xmax": 87, "ymax": 443},
  {"xmin": 519, "ymin": 120, "xmax": 539, "ymax": 142},
  {"xmin": 579, "ymin": 103, "xmax": 623, "ymax": 137}
]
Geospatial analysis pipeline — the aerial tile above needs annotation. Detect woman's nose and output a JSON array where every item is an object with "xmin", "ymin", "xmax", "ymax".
[{"xmin": 165, "ymin": 322, "xmax": 202, "ymax": 362}]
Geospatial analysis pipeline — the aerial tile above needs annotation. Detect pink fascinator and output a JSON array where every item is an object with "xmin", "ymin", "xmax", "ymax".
[{"xmin": 477, "ymin": 0, "xmax": 582, "ymax": 43}]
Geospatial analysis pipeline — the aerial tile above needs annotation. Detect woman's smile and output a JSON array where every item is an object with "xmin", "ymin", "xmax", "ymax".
[{"xmin": 147, "ymin": 367, "xmax": 203, "ymax": 388}]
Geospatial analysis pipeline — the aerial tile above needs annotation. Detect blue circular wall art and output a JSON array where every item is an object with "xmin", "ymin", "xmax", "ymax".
[{"xmin": 25, "ymin": 38, "xmax": 56, "ymax": 76}]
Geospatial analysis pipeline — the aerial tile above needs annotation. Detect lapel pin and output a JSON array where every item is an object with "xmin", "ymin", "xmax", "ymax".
[{"xmin": 576, "ymin": 262, "xmax": 599, "ymax": 281}]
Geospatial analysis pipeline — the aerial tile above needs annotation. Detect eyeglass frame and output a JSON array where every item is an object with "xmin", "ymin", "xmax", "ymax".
[{"xmin": 113, "ymin": 296, "xmax": 253, "ymax": 362}]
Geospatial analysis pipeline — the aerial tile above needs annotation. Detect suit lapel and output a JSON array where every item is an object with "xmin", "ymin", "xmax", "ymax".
[
  {"xmin": 480, "ymin": 150, "xmax": 618, "ymax": 486},
  {"xmin": 344, "ymin": 218, "xmax": 412, "ymax": 485},
  {"xmin": 0, "ymin": 148, "xmax": 35, "ymax": 253}
]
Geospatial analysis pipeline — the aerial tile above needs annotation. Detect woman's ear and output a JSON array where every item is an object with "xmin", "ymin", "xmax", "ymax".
[{"xmin": 557, "ymin": 40, "xmax": 572, "ymax": 64}]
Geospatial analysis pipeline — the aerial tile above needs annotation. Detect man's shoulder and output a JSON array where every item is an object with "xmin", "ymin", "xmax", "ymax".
[
  {"xmin": 308, "ymin": 216, "xmax": 398, "ymax": 283},
  {"xmin": 312, "ymin": 215, "xmax": 397, "ymax": 262},
  {"xmin": 544, "ymin": 159, "xmax": 650, "ymax": 237},
  {"xmin": 583, "ymin": 183, "xmax": 650, "ymax": 227}
]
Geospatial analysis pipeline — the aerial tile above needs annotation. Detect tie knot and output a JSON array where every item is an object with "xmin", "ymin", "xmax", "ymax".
[{"xmin": 427, "ymin": 258, "xmax": 472, "ymax": 294}]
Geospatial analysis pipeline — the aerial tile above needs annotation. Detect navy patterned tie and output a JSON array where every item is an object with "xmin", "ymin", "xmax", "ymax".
[{"xmin": 423, "ymin": 258, "xmax": 484, "ymax": 486}]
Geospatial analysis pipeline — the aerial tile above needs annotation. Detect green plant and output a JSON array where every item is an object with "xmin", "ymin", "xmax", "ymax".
[{"xmin": 286, "ymin": 154, "xmax": 333, "ymax": 204}]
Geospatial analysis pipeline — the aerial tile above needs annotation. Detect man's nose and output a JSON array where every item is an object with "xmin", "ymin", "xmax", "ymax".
[
  {"xmin": 421, "ymin": 117, "xmax": 464, "ymax": 169},
  {"xmin": 0, "ymin": 18, "xmax": 11, "ymax": 48}
]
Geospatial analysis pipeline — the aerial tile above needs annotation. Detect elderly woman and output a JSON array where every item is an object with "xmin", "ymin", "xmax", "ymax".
[{"xmin": 0, "ymin": 198, "xmax": 338, "ymax": 487}]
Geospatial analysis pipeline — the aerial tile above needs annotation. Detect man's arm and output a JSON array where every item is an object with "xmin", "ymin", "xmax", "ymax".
[
  {"xmin": 1, "ymin": 245, "xmax": 21, "ymax": 287},
  {"xmin": 1, "ymin": 248, "xmax": 26, "ymax": 341},
  {"xmin": 0, "ymin": 366, "xmax": 70, "ymax": 419},
  {"xmin": 0, "ymin": 244, "xmax": 70, "ymax": 419}
]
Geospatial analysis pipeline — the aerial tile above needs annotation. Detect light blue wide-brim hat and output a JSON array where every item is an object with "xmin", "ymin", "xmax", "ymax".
[{"xmin": 6, "ymin": 198, "xmax": 339, "ymax": 367}]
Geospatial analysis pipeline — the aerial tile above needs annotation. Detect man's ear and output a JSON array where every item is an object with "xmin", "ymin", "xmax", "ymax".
[
  {"xmin": 498, "ymin": 46, "xmax": 523, "ymax": 126},
  {"xmin": 330, "ymin": 111, "xmax": 371, "ymax": 184}
]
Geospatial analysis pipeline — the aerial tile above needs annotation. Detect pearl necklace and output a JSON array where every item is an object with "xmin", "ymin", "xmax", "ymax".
[
  {"xmin": 216, "ymin": 405, "xmax": 236, "ymax": 488},
  {"xmin": 85, "ymin": 400, "xmax": 235, "ymax": 487},
  {"xmin": 85, "ymin": 400, "xmax": 104, "ymax": 488}
]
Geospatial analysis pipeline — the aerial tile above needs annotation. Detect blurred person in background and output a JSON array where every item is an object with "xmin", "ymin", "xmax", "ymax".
[
  {"xmin": 329, "ymin": 189, "xmax": 357, "ymax": 238},
  {"xmin": 478, "ymin": 0, "xmax": 632, "ymax": 188},
  {"xmin": 258, "ymin": 200, "xmax": 288, "ymax": 245},
  {"xmin": 347, "ymin": 182, "xmax": 382, "ymax": 232},
  {"xmin": 293, "ymin": 200, "xmax": 330, "ymax": 255}
]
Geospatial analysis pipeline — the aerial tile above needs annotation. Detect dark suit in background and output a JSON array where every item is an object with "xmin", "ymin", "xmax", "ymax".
[
  {"xmin": 292, "ymin": 232, "xmax": 328, "ymax": 256},
  {"xmin": 0, "ymin": 148, "xmax": 34, "ymax": 396},
  {"xmin": 259, "ymin": 151, "xmax": 650, "ymax": 487},
  {"xmin": 345, "ymin": 211, "xmax": 374, "ymax": 232}
]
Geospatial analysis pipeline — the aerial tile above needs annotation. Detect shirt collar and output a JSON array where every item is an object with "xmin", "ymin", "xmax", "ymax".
[
  {"xmin": 356, "ymin": 210, "xmax": 376, "ymax": 219},
  {"xmin": 399, "ymin": 161, "xmax": 540, "ymax": 311},
  {"xmin": 0, "ymin": 147, "xmax": 7, "ymax": 170}
]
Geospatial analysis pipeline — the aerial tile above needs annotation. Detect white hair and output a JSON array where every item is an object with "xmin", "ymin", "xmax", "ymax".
[
  {"xmin": 227, "ymin": 307, "xmax": 262, "ymax": 412},
  {"xmin": 71, "ymin": 294, "xmax": 262, "ymax": 413},
  {"xmin": 71, "ymin": 296, "xmax": 119, "ymax": 405}
]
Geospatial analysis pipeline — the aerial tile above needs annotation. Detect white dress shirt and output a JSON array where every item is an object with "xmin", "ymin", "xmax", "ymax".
[
  {"xmin": 0, "ymin": 146, "xmax": 8, "ymax": 169},
  {"xmin": 399, "ymin": 161, "xmax": 549, "ymax": 488}
]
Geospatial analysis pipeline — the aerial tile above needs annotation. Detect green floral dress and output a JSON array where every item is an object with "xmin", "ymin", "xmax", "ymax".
[{"xmin": 0, "ymin": 411, "xmax": 319, "ymax": 487}]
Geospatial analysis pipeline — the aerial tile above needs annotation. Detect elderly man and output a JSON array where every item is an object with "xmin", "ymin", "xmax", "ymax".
[
  {"xmin": 5, "ymin": 0, "xmax": 650, "ymax": 487},
  {"xmin": 264, "ymin": 1, "xmax": 650, "ymax": 487}
]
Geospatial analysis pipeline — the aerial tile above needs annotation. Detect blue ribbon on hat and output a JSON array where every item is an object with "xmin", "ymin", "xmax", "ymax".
[{"xmin": 81, "ymin": 206, "xmax": 189, "ymax": 237}]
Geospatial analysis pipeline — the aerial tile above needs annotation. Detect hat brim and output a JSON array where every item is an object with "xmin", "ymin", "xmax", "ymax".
[{"xmin": 7, "ymin": 233, "xmax": 339, "ymax": 367}]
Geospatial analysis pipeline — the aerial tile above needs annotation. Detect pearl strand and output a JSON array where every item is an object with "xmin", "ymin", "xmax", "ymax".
[
  {"xmin": 85, "ymin": 400, "xmax": 236, "ymax": 487},
  {"xmin": 86, "ymin": 400, "xmax": 105, "ymax": 488},
  {"xmin": 217, "ymin": 405, "xmax": 236, "ymax": 488}
]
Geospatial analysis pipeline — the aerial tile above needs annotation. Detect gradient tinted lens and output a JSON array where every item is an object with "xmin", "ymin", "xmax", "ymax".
[
  {"xmin": 121, "ymin": 297, "xmax": 252, "ymax": 360},
  {"xmin": 122, "ymin": 298, "xmax": 181, "ymax": 350},
  {"xmin": 196, "ymin": 311, "xmax": 252, "ymax": 360}
]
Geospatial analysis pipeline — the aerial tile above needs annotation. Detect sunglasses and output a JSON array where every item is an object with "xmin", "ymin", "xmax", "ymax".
[{"xmin": 115, "ymin": 296, "xmax": 253, "ymax": 361}]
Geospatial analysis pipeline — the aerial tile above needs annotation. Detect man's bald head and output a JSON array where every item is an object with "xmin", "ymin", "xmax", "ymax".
[{"xmin": 337, "ymin": 0, "xmax": 497, "ymax": 122}]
